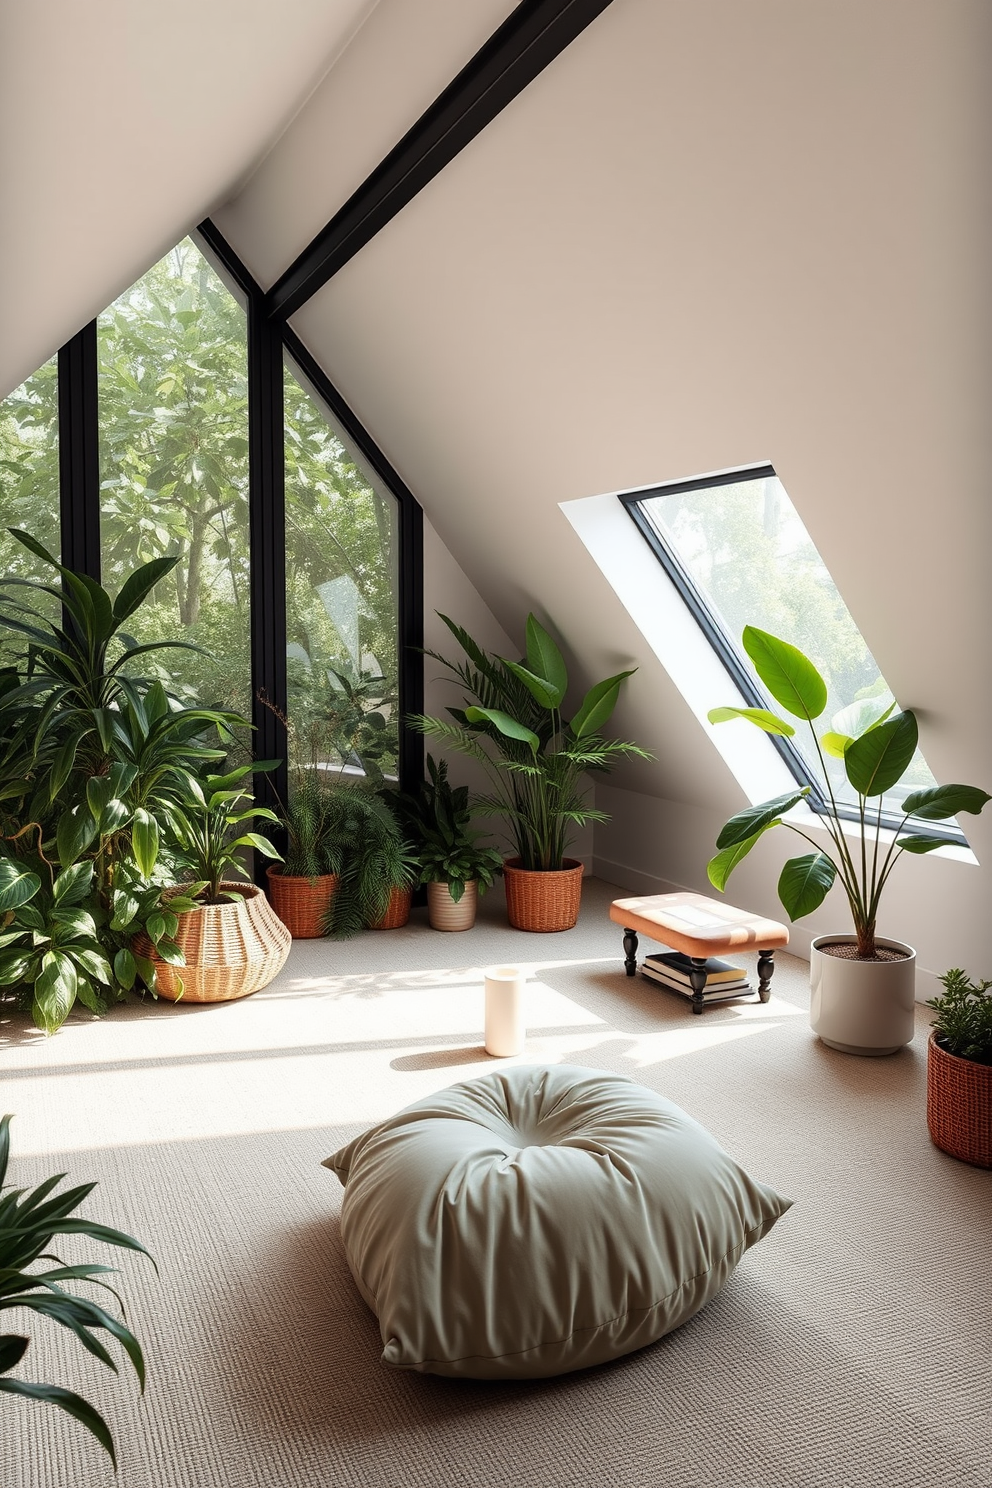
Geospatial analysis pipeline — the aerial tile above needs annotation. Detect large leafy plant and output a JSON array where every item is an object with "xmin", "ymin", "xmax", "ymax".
[
  {"xmin": 415, "ymin": 614, "xmax": 647, "ymax": 871},
  {"xmin": 0, "ymin": 531, "xmax": 248, "ymax": 1030},
  {"xmin": 708, "ymin": 627, "xmax": 990, "ymax": 958},
  {"xmin": 0, "ymin": 1114, "xmax": 153, "ymax": 1468},
  {"xmin": 168, "ymin": 765, "xmax": 281, "ymax": 906}
]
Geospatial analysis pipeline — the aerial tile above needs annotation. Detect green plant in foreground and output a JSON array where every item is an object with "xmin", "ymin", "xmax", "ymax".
[
  {"xmin": 0, "ymin": 1114, "xmax": 153, "ymax": 1468},
  {"xmin": 927, "ymin": 968, "xmax": 992, "ymax": 1066},
  {"xmin": 169, "ymin": 765, "xmax": 282, "ymax": 905},
  {"xmin": 414, "ymin": 613, "xmax": 648, "ymax": 871},
  {"xmin": 392, "ymin": 755, "xmax": 504, "ymax": 902},
  {"xmin": 708, "ymin": 626, "xmax": 990, "ymax": 959}
]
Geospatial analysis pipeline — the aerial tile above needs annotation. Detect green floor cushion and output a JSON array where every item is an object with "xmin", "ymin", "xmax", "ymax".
[{"xmin": 324, "ymin": 1064, "xmax": 792, "ymax": 1380}]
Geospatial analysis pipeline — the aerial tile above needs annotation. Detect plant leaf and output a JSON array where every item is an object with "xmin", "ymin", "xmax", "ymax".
[
  {"xmin": 0, "ymin": 859, "xmax": 41, "ymax": 913},
  {"xmin": 715, "ymin": 787, "xmax": 810, "ymax": 850},
  {"xmin": 0, "ymin": 1377, "xmax": 117, "ymax": 1466},
  {"xmin": 844, "ymin": 711, "xmax": 918, "ymax": 797},
  {"xmin": 571, "ymin": 670, "xmax": 636, "ymax": 739},
  {"xmin": 707, "ymin": 828, "xmax": 768, "ymax": 891},
  {"xmin": 502, "ymin": 659, "xmax": 563, "ymax": 710},
  {"xmin": 524, "ymin": 614, "xmax": 568, "ymax": 701},
  {"xmin": 901, "ymin": 784, "xmax": 992, "ymax": 820},
  {"xmin": 742, "ymin": 626, "xmax": 827, "ymax": 719},
  {"xmin": 830, "ymin": 696, "xmax": 896, "ymax": 739},
  {"xmin": 820, "ymin": 732, "xmax": 852, "ymax": 759},
  {"xmin": 895, "ymin": 834, "xmax": 960, "ymax": 854},
  {"xmin": 777, "ymin": 852, "xmax": 836, "ymax": 920},
  {"xmin": 708, "ymin": 706, "xmax": 795, "ymax": 737},
  {"xmin": 463, "ymin": 706, "xmax": 539, "ymax": 752},
  {"xmin": 131, "ymin": 808, "xmax": 159, "ymax": 877}
]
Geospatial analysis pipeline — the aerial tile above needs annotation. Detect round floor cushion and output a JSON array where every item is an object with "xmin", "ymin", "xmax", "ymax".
[{"xmin": 324, "ymin": 1064, "xmax": 791, "ymax": 1380}]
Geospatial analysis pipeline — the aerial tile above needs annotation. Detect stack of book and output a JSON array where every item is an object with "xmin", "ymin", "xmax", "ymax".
[{"xmin": 640, "ymin": 951, "xmax": 751, "ymax": 1003}]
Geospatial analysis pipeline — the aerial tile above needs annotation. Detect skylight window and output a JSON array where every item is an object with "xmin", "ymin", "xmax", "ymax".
[{"xmin": 621, "ymin": 465, "xmax": 954, "ymax": 838}]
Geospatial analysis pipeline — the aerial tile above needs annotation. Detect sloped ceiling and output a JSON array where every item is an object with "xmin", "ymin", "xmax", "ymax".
[{"xmin": 0, "ymin": 0, "xmax": 379, "ymax": 397}]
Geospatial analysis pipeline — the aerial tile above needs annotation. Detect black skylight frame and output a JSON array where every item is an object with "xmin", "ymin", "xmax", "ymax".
[{"xmin": 620, "ymin": 466, "xmax": 965, "ymax": 845}]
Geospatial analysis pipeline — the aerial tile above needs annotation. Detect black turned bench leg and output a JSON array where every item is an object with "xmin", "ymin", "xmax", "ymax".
[
  {"xmin": 689, "ymin": 957, "xmax": 708, "ymax": 1015},
  {"xmin": 757, "ymin": 949, "xmax": 775, "ymax": 1003},
  {"xmin": 623, "ymin": 928, "xmax": 638, "ymax": 976}
]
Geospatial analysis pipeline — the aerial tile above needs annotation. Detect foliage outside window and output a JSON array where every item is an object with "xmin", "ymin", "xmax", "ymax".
[
  {"xmin": 284, "ymin": 361, "xmax": 399, "ymax": 790},
  {"xmin": 624, "ymin": 467, "xmax": 945, "ymax": 828},
  {"xmin": 98, "ymin": 238, "xmax": 251, "ymax": 720},
  {"xmin": 0, "ymin": 359, "xmax": 60, "ymax": 658}
]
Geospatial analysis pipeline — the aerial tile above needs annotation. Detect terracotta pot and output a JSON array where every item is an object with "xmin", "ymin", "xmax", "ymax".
[
  {"xmin": 134, "ymin": 882, "xmax": 291, "ymax": 1004},
  {"xmin": 427, "ymin": 880, "xmax": 478, "ymax": 931},
  {"xmin": 502, "ymin": 857, "xmax": 584, "ymax": 932},
  {"xmin": 927, "ymin": 1031, "xmax": 992, "ymax": 1168},
  {"xmin": 266, "ymin": 865, "xmax": 338, "ymax": 939},
  {"xmin": 370, "ymin": 885, "xmax": 412, "ymax": 929},
  {"xmin": 809, "ymin": 934, "xmax": 916, "ymax": 1055}
]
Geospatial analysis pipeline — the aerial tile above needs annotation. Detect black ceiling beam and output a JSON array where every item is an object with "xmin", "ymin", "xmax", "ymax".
[{"xmin": 267, "ymin": 0, "xmax": 614, "ymax": 322}]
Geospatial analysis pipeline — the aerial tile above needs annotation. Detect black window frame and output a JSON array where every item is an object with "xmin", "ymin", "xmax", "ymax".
[{"xmin": 620, "ymin": 466, "xmax": 965, "ymax": 846}]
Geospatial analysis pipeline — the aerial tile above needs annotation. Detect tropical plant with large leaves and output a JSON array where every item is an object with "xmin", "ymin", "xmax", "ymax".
[
  {"xmin": 414, "ymin": 614, "xmax": 648, "ymax": 871},
  {"xmin": 708, "ymin": 627, "xmax": 990, "ymax": 958},
  {"xmin": 0, "ymin": 1113, "xmax": 153, "ymax": 1468}
]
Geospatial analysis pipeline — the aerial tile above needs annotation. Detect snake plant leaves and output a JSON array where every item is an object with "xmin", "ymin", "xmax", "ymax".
[
  {"xmin": 778, "ymin": 853, "xmax": 836, "ymax": 920},
  {"xmin": 0, "ymin": 857, "xmax": 41, "ymax": 913},
  {"xmin": 844, "ymin": 710, "xmax": 918, "ymax": 797},
  {"xmin": 707, "ymin": 827, "xmax": 767, "ymax": 892},
  {"xmin": 503, "ymin": 659, "xmax": 564, "ymax": 710},
  {"xmin": 742, "ymin": 626, "xmax": 828, "ymax": 720},
  {"xmin": 464, "ymin": 705, "xmax": 540, "ymax": 752},
  {"xmin": 901, "ymin": 783, "xmax": 992, "ymax": 820},
  {"xmin": 571, "ymin": 671, "xmax": 636, "ymax": 740},
  {"xmin": 525, "ymin": 614, "xmax": 568, "ymax": 702},
  {"xmin": 715, "ymin": 787, "xmax": 810, "ymax": 850},
  {"xmin": 708, "ymin": 706, "xmax": 795, "ymax": 737},
  {"xmin": 895, "ymin": 834, "xmax": 960, "ymax": 854}
]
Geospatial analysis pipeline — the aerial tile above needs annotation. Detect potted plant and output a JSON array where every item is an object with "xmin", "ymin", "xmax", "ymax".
[
  {"xmin": 925, "ymin": 968, "xmax": 992, "ymax": 1167},
  {"xmin": 414, "ymin": 613, "xmax": 647, "ymax": 931},
  {"xmin": 0, "ymin": 531, "xmax": 251, "ymax": 1031},
  {"xmin": 318, "ymin": 788, "xmax": 418, "ymax": 937},
  {"xmin": 392, "ymin": 755, "xmax": 503, "ymax": 930},
  {"xmin": 134, "ymin": 765, "xmax": 291, "ymax": 1002},
  {"xmin": 266, "ymin": 767, "xmax": 342, "ymax": 938},
  {"xmin": 0, "ymin": 1113, "xmax": 153, "ymax": 1468},
  {"xmin": 708, "ymin": 626, "xmax": 990, "ymax": 1054}
]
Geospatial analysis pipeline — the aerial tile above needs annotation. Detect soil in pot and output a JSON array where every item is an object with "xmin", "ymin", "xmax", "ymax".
[{"xmin": 809, "ymin": 934, "xmax": 916, "ymax": 1055}]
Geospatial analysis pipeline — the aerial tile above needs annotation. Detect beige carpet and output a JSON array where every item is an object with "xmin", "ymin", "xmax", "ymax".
[{"xmin": 1, "ymin": 877, "xmax": 989, "ymax": 1488}]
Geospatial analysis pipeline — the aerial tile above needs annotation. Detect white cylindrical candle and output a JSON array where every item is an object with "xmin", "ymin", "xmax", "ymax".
[{"xmin": 484, "ymin": 964, "xmax": 526, "ymax": 1057}]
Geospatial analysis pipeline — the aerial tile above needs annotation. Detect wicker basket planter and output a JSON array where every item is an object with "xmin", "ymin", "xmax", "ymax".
[
  {"xmin": 427, "ymin": 880, "xmax": 478, "ymax": 932},
  {"xmin": 927, "ymin": 1032, "xmax": 992, "ymax": 1168},
  {"xmin": 266, "ymin": 866, "xmax": 338, "ymax": 939},
  {"xmin": 134, "ymin": 882, "xmax": 291, "ymax": 1003},
  {"xmin": 503, "ymin": 858, "xmax": 584, "ymax": 932},
  {"xmin": 370, "ymin": 885, "xmax": 413, "ymax": 930}
]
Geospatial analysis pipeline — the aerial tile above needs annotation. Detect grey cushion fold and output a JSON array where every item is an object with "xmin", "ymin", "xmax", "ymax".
[{"xmin": 325, "ymin": 1064, "xmax": 791, "ymax": 1379}]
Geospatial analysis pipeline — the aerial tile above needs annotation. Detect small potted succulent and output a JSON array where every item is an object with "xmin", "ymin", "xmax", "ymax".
[
  {"xmin": 926, "ymin": 968, "xmax": 992, "ymax": 1168},
  {"xmin": 708, "ymin": 626, "xmax": 990, "ymax": 1055},
  {"xmin": 392, "ymin": 756, "xmax": 503, "ymax": 931}
]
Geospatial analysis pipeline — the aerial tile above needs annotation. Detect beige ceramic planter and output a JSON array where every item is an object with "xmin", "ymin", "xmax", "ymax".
[
  {"xmin": 427, "ymin": 880, "xmax": 478, "ymax": 931},
  {"xmin": 809, "ymin": 934, "xmax": 916, "ymax": 1055}
]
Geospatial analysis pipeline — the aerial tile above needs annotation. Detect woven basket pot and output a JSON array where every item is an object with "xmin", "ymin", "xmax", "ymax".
[
  {"xmin": 927, "ymin": 1032, "xmax": 992, "ymax": 1168},
  {"xmin": 370, "ymin": 885, "xmax": 412, "ymax": 930},
  {"xmin": 503, "ymin": 858, "xmax": 584, "ymax": 933},
  {"xmin": 427, "ymin": 880, "xmax": 478, "ymax": 932},
  {"xmin": 135, "ymin": 883, "xmax": 291, "ymax": 1004},
  {"xmin": 266, "ymin": 866, "xmax": 338, "ymax": 939}
]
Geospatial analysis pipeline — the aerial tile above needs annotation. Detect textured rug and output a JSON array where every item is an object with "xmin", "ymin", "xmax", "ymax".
[{"xmin": 1, "ymin": 877, "xmax": 989, "ymax": 1488}]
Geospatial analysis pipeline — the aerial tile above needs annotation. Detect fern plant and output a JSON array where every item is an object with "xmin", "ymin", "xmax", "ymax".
[
  {"xmin": 0, "ymin": 1114, "xmax": 153, "ymax": 1468},
  {"xmin": 319, "ymin": 789, "xmax": 417, "ymax": 938}
]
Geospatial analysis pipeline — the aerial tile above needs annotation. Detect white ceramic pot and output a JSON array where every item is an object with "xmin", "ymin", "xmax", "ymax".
[
  {"xmin": 427, "ymin": 880, "xmax": 477, "ymax": 931},
  {"xmin": 809, "ymin": 935, "xmax": 916, "ymax": 1056}
]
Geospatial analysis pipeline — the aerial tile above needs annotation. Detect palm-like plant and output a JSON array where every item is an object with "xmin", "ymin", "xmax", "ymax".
[
  {"xmin": 0, "ymin": 1114, "xmax": 153, "ymax": 1468},
  {"xmin": 708, "ymin": 627, "xmax": 990, "ymax": 958},
  {"xmin": 414, "ymin": 614, "xmax": 648, "ymax": 871}
]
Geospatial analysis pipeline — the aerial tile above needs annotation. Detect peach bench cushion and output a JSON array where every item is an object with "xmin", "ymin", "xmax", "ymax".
[
  {"xmin": 610, "ymin": 891, "xmax": 788, "ymax": 958},
  {"xmin": 324, "ymin": 1065, "xmax": 792, "ymax": 1379}
]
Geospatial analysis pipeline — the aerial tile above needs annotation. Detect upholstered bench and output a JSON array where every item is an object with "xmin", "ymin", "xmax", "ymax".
[{"xmin": 610, "ymin": 891, "xmax": 789, "ymax": 1014}]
